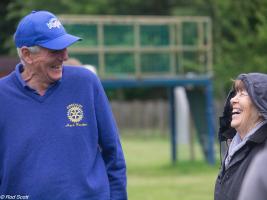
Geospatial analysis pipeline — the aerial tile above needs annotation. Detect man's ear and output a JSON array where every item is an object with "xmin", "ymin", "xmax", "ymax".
[{"xmin": 20, "ymin": 47, "xmax": 34, "ymax": 64}]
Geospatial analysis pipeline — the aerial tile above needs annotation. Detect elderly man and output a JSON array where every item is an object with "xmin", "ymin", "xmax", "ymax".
[{"xmin": 0, "ymin": 10, "xmax": 127, "ymax": 200}]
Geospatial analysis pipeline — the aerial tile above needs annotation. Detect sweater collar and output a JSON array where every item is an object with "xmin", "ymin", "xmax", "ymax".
[{"xmin": 15, "ymin": 63, "xmax": 27, "ymax": 87}]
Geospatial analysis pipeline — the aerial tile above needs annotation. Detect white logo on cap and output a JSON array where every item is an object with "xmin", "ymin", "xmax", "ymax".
[{"xmin": 47, "ymin": 18, "xmax": 62, "ymax": 29}]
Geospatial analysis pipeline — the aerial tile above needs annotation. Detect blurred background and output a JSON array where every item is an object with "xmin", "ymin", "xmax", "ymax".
[{"xmin": 1, "ymin": 0, "xmax": 267, "ymax": 199}]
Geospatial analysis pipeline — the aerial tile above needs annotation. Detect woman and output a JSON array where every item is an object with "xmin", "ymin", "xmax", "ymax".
[{"xmin": 214, "ymin": 73, "xmax": 267, "ymax": 200}]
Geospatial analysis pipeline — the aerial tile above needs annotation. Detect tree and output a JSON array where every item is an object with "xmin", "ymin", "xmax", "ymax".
[
  {"xmin": 0, "ymin": 0, "xmax": 22, "ymax": 55},
  {"xmin": 213, "ymin": 0, "xmax": 267, "ymax": 94},
  {"xmin": 3, "ymin": 0, "xmax": 267, "ymax": 97},
  {"xmin": 2, "ymin": 0, "xmax": 174, "ymax": 55},
  {"xmin": 171, "ymin": 0, "xmax": 267, "ymax": 95}
]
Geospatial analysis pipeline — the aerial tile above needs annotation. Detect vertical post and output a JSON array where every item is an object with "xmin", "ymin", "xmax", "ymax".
[
  {"xmin": 98, "ymin": 22, "xmax": 105, "ymax": 77},
  {"xmin": 168, "ymin": 87, "xmax": 177, "ymax": 163},
  {"xmin": 169, "ymin": 24, "xmax": 176, "ymax": 75},
  {"xmin": 134, "ymin": 23, "xmax": 141, "ymax": 78},
  {"xmin": 206, "ymin": 19, "xmax": 213, "ymax": 74},
  {"xmin": 205, "ymin": 79, "xmax": 215, "ymax": 164},
  {"xmin": 176, "ymin": 22, "xmax": 183, "ymax": 74}
]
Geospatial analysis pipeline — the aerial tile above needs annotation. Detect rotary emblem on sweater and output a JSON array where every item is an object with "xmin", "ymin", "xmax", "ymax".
[
  {"xmin": 65, "ymin": 103, "xmax": 88, "ymax": 127},
  {"xmin": 67, "ymin": 104, "xmax": 83, "ymax": 123}
]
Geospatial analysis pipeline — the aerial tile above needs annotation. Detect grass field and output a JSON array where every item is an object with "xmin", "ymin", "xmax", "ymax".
[{"xmin": 121, "ymin": 134, "xmax": 220, "ymax": 200}]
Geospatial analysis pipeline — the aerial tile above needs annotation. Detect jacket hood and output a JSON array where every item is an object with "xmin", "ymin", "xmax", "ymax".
[{"xmin": 237, "ymin": 73, "xmax": 267, "ymax": 120}]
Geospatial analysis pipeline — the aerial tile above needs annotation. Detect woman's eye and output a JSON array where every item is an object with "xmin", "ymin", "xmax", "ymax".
[{"xmin": 240, "ymin": 91, "xmax": 248, "ymax": 96}]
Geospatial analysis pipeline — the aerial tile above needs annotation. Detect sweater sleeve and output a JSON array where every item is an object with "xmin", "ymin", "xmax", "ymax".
[{"xmin": 93, "ymin": 75, "xmax": 128, "ymax": 200}]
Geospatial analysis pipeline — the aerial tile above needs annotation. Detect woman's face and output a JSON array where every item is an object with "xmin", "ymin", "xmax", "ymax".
[{"xmin": 230, "ymin": 83, "xmax": 262, "ymax": 138}]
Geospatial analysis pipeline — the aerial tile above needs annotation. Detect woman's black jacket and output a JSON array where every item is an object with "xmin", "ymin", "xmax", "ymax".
[{"xmin": 214, "ymin": 123, "xmax": 267, "ymax": 200}]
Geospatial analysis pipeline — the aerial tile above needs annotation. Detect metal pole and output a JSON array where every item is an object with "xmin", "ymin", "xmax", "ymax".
[
  {"xmin": 205, "ymin": 80, "xmax": 215, "ymax": 164},
  {"xmin": 168, "ymin": 87, "xmax": 177, "ymax": 163}
]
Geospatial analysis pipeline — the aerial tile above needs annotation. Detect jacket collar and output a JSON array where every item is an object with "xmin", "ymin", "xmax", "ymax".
[
  {"xmin": 224, "ymin": 123, "xmax": 267, "ymax": 170},
  {"xmin": 247, "ymin": 123, "xmax": 267, "ymax": 144}
]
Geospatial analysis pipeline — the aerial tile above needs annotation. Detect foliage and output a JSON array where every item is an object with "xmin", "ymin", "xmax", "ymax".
[
  {"xmin": 0, "ymin": 0, "xmax": 22, "ymax": 55},
  {"xmin": 2, "ymin": 0, "xmax": 267, "ymax": 97},
  {"xmin": 213, "ymin": 0, "xmax": 267, "ymax": 96}
]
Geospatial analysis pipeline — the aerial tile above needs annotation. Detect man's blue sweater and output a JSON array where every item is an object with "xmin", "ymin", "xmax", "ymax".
[{"xmin": 0, "ymin": 64, "xmax": 127, "ymax": 200}]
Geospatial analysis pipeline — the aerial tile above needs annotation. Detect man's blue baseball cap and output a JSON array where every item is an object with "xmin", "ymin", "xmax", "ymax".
[{"xmin": 14, "ymin": 10, "xmax": 81, "ymax": 50}]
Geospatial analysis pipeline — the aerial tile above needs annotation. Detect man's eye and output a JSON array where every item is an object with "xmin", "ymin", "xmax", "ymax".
[{"xmin": 50, "ymin": 50, "xmax": 59, "ymax": 53}]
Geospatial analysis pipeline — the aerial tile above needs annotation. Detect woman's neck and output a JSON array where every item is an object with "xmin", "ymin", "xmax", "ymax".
[{"xmin": 238, "ymin": 119, "xmax": 264, "ymax": 140}]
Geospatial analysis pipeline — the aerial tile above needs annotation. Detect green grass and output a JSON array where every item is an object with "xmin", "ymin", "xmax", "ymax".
[{"xmin": 121, "ymin": 135, "xmax": 220, "ymax": 200}]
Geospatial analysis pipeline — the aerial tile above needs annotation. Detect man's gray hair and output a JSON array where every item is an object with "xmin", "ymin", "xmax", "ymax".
[{"xmin": 17, "ymin": 46, "xmax": 41, "ymax": 65}]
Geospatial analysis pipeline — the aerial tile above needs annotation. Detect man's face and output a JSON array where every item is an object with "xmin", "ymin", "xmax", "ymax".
[{"xmin": 29, "ymin": 47, "xmax": 68, "ymax": 84}]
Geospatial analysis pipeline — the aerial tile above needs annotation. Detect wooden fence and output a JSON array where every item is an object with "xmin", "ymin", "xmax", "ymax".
[{"xmin": 110, "ymin": 100, "xmax": 169, "ymax": 134}]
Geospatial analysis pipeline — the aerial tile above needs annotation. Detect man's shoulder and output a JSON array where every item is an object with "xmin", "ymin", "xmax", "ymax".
[
  {"xmin": 63, "ymin": 66, "xmax": 98, "ymax": 80},
  {"xmin": 0, "ymin": 72, "xmax": 16, "ymax": 100},
  {"xmin": 0, "ymin": 72, "xmax": 15, "ymax": 86}
]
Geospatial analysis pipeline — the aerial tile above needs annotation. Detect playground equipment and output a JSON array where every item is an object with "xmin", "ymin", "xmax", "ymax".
[{"xmin": 60, "ymin": 15, "xmax": 215, "ymax": 164}]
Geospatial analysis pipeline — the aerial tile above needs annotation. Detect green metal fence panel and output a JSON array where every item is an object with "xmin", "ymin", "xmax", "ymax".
[{"xmin": 60, "ymin": 15, "xmax": 212, "ymax": 79}]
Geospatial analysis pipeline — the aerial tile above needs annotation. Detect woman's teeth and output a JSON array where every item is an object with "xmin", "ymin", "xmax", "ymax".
[{"xmin": 232, "ymin": 109, "xmax": 241, "ymax": 115}]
